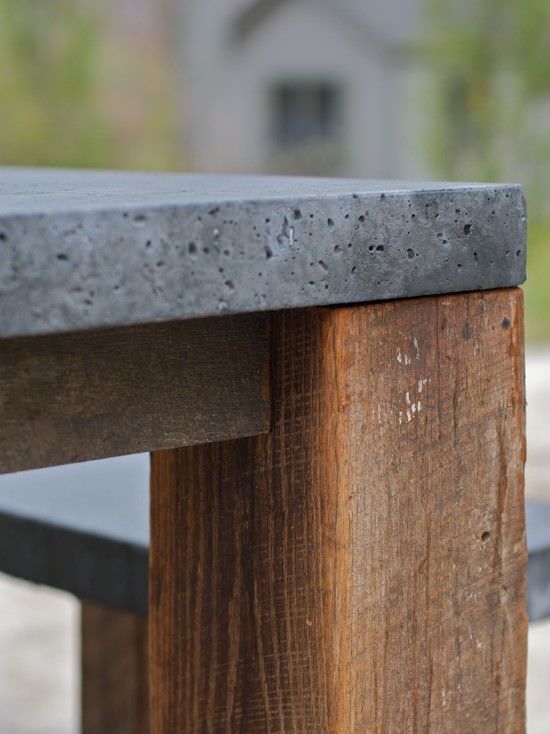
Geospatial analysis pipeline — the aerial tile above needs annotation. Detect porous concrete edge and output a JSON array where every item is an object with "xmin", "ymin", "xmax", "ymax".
[{"xmin": 0, "ymin": 183, "xmax": 526, "ymax": 337}]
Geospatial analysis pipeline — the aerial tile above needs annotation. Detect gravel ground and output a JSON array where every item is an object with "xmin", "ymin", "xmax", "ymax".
[{"xmin": 0, "ymin": 349, "xmax": 548, "ymax": 733}]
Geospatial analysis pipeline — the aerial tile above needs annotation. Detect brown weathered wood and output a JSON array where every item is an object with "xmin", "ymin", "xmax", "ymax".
[
  {"xmin": 150, "ymin": 289, "xmax": 527, "ymax": 733},
  {"xmin": 0, "ymin": 314, "xmax": 269, "ymax": 474},
  {"xmin": 81, "ymin": 602, "xmax": 149, "ymax": 734}
]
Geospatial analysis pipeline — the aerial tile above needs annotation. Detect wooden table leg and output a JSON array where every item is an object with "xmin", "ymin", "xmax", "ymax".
[
  {"xmin": 82, "ymin": 602, "xmax": 149, "ymax": 734},
  {"xmin": 150, "ymin": 289, "xmax": 527, "ymax": 733}
]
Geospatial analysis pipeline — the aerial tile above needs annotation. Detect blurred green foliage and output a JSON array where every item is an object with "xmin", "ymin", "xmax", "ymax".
[
  {"xmin": 425, "ymin": 0, "xmax": 550, "ymax": 193},
  {"xmin": 425, "ymin": 0, "xmax": 550, "ymax": 341},
  {"xmin": 0, "ymin": 0, "xmax": 181, "ymax": 170},
  {"xmin": 0, "ymin": 0, "xmax": 111, "ymax": 167},
  {"xmin": 525, "ymin": 224, "xmax": 550, "ymax": 342}
]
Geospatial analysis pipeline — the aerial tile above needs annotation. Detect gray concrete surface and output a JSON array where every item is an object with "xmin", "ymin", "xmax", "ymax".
[
  {"xmin": 0, "ymin": 168, "xmax": 526, "ymax": 337},
  {"xmin": 0, "ymin": 348, "xmax": 546, "ymax": 732}
]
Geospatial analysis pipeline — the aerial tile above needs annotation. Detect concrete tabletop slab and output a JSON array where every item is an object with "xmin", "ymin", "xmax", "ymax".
[{"xmin": 0, "ymin": 167, "xmax": 526, "ymax": 337}]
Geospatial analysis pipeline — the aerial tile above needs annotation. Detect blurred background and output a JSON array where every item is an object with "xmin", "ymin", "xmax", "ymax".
[{"xmin": 0, "ymin": 0, "xmax": 549, "ymax": 731}]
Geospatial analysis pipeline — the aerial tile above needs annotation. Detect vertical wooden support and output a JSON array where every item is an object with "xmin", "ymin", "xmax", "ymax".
[
  {"xmin": 82, "ymin": 602, "xmax": 149, "ymax": 734},
  {"xmin": 150, "ymin": 289, "xmax": 527, "ymax": 733}
]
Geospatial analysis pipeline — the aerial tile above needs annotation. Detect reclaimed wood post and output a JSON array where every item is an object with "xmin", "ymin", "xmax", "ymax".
[
  {"xmin": 150, "ymin": 289, "xmax": 527, "ymax": 733},
  {"xmin": 81, "ymin": 602, "xmax": 149, "ymax": 734}
]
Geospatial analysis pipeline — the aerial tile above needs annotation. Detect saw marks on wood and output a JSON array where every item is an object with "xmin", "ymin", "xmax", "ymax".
[{"xmin": 150, "ymin": 288, "xmax": 526, "ymax": 733}]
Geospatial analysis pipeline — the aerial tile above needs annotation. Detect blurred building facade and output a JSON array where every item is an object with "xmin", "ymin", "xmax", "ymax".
[
  {"xmin": 91, "ymin": 0, "xmax": 434, "ymax": 178},
  {"xmin": 177, "ymin": 0, "xmax": 432, "ymax": 178}
]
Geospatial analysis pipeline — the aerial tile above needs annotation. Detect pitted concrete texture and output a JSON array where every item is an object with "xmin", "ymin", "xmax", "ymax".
[{"xmin": 0, "ymin": 168, "xmax": 526, "ymax": 337}]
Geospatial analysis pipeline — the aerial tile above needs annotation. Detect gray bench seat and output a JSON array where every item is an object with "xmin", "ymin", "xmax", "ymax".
[
  {"xmin": 0, "ymin": 459, "xmax": 548, "ymax": 622},
  {"xmin": 0, "ymin": 456, "xmax": 148, "ymax": 615},
  {"xmin": 527, "ymin": 500, "xmax": 550, "ymax": 622}
]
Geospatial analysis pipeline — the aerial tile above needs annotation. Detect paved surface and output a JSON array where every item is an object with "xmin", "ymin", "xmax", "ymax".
[
  {"xmin": 0, "ymin": 348, "xmax": 547, "ymax": 732},
  {"xmin": 528, "ymin": 619, "xmax": 550, "ymax": 734},
  {"xmin": 0, "ymin": 168, "xmax": 525, "ymax": 337},
  {"xmin": 0, "ymin": 575, "xmax": 78, "ymax": 734}
]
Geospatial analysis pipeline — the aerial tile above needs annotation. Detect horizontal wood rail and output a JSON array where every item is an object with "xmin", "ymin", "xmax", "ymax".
[{"xmin": 0, "ymin": 315, "xmax": 270, "ymax": 473}]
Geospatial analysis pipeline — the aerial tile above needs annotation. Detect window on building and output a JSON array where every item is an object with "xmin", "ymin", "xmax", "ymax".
[
  {"xmin": 272, "ymin": 82, "xmax": 341, "ymax": 146},
  {"xmin": 269, "ymin": 81, "xmax": 344, "ymax": 175}
]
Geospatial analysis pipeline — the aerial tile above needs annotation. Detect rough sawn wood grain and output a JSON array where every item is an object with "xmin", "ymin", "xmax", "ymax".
[
  {"xmin": 150, "ymin": 289, "xmax": 526, "ymax": 733},
  {"xmin": 82, "ymin": 602, "xmax": 149, "ymax": 734},
  {"xmin": 0, "ymin": 314, "xmax": 269, "ymax": 474}
]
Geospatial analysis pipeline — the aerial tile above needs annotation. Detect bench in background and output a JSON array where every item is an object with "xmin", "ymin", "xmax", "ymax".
[
  {"xmin": 1, "ymin": 458, "xmax": 548, "ymax": 623},
  {"xmin": 0, "ymin": 456, "xmax": 149, "ymax": 734},
  {"xmin": 527, "ymin": 500, "xmax": 550, "ymax": 622}
]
